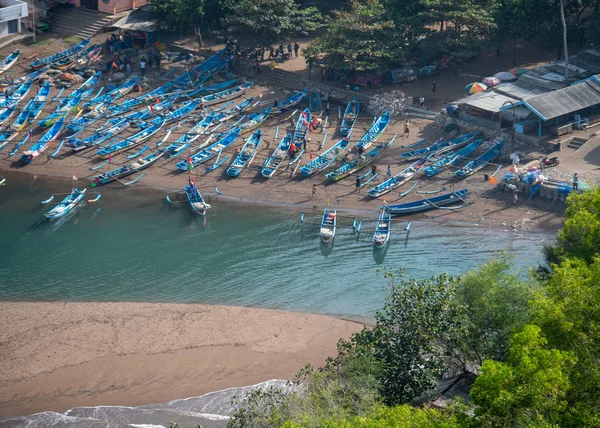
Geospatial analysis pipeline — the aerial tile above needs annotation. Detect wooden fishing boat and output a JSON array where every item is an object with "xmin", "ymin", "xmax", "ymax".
[
  {"xmin": 239, "ymin": 110, "xmax": 269, "ymax": 135},
  {"xmin": 66, "ymin": 101, "xmax": 110, "ymax": 132},
  {"xmin": 326, "ymin": 142, "xmax": 388, "ymax": 182},
  {"xmin": 92, "ymin": 150, "xmax": 166, "ymax": 185},
  {"xmin": 368, "ymin": 159, "xmax": 427, "ymax": 198},
  {"xmin": 184, "ymin": 177, "xmax": 211, "ymax": 215},
  {"xmin": 58, "ymin": 71, "xmax": 101, "ymax": 109},
  {"xmin": 0, "ymin": 81, "xmax": 33, "ymax": 108},
  {"xmin": 400, "ymin": 132, "xmax": 477, "ymax": 161},
  {"xmin": 261, "ymin": 134, "xmax": 292, "ymax": 178},
  {"xmin": 356, "ymin": 112, "xmax": 390, "ymax": 150},
  {"xmin": 44, "ymin": 188, "xmax": 87, "ymax": 220},
  {"xmin": 384, "ymin": 189, "xmax": 470, "ymax": 215},
  {"xmin": 300, "ymin": 136, "xmax": 350, "ymax": 177},
  {"xmin": 173, "ymin": 49, "xmax": 227, "ymax": 86},
  {"xmin": 340, "ymin": 97, "xmax": 359, "ymax": 137},
  {"xmin": 2, "ymin": 67, "xmax": 47, "ymax": 88},
  {"xmin": 97, "ymin": 120, "xmax": 164, "ymax": 159},
  {"xmin": 107, "ymin": 82, "xmax": 174, "ymax": 116},
  {"xmin": 0, "ymin": 106, "xmax": 15, "ymax": 126},
  {"xmin": 21, "ymin": 117, "xmax": 64, "ymax": 164},
  {"xmin": 139, "ymin": 98, "xmax": 200, "ymax": 128},
  {"xmin": 423, "ymin": 139, "xmax": 483, "ymax": 176},
  {"xmin": 309, "ymin": 90, "xmax": 322, "ymax": 114},
  {"xmin": 165, "ymin": 113, "xmax": 216, "ymax": 157},
  {"xmin": 200, "ymin": 82, "xmax": 252, "ymax": 106},
  {"xmin": 82, "ymin": 76, "xmax": 139, "ymax": 109},
  {"xmin": 292, "ymin": 108, "xmax": 310, "ymax": 145},
  {"xmin": 30, "ymin": 39, "xmax": 90, "ymax": 69},
  {"xmin": 373, "ymin": 208, "xmax": 391, "ymax": 248},
  {"xmin": 38, "ymin": 93, "xmax": 84, "ymax": 127},
  {"xmin": 11, "ymin": 81, "xmax": 51, "ymax": 131},
  {"xmin": 455, "ymin": 139, "xmax": 504, "ymax": 178},
  {"xmin": 319, "ymin": 208, "xmax": 336, "ymax": 243},
  {"xmin": 273, "ymin": 89, "xmax": 308, "ymax": 113},
  {"xmin": 227, "ymin": 129, "xmax": 262, "ymax": 177},
  {"xmin": 0, "ymin": 50, "xmax": 19, "ymax": 75},
  {"xmin": 176, "ymin": 128, "xmax": 240, "ymax": 171},
  {"xmin": 67, "ymin": 117, "xmax": 132, "ymax": 152},
  {"xmin": 219, "ymin": 97, "xmax": 254, "ymax": 120}
]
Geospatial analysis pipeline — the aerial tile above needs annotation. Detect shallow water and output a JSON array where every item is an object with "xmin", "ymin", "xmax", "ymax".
[{"xmin": 0, "ymin": 172, "xmax": 555, "ymax": 320}]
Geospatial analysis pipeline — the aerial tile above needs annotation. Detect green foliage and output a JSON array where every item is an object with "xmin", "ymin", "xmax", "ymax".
[
  {"xmin": 150, "ymin": 0, "xmax": 206, "ymax": 30},
  {"xmin": 358, "ymin": 272, "xmax": 468, "ymax": 405},
  {"xmin": 471, "ymin": 325, "xmax": 576, "ymax": 427},
  {"xmin": 319, "ymin": 404, "xmax": 464, "ymax": 427},
  {"xmin": 228, "ymin": 385, "xmax": 289, "ymax": 427},
  {"xmin": 455, "ymin": 254, "xmax": 537, "ymax": 365},
  {"xmin": 223, "ymin": 0, "xmax": 323, "ymax": 48},
  {"xmin": 554, "ymin": 188, "xmax": 600, "ymax": 263},
  {"xmin": 304, "ymin": 0, "xmax": 405, "ymax": 72}
]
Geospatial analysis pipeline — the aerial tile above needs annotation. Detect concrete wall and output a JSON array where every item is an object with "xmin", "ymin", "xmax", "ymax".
[{"xmin": 98, "ymin": 0, "xmax": 147, "ymax": 14}]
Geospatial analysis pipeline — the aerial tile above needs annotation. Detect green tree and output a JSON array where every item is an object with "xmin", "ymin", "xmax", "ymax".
[
  {"xmin": 223, "ymin": 0, "xmax": 323, "ymax": 48},
  {"xmin": 356, "ymin": 272, "xmax": 468, "ymax": 405},
  {"xmin": 470, "ymin": 324, "xmax": 576, "ymax": 427},
  {"xmin": 305, "ymin": 0, "xmax": 405, "ymax": 72},
  {"xmin": 455, "ymin": 254, "xmax": 537, "ymax": 365}
]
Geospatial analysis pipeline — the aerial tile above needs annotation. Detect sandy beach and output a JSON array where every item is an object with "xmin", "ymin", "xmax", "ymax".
[{"xmin": 0, "ymin": 302, "xmax": 364, "ymax": 417}]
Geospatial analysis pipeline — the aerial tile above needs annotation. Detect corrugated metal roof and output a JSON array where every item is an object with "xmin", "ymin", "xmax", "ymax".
[
  {"xmin": 494, "ymin": 82, "xmax": 547, "ymax": 99},
  {"xmin": 523, "ymin": 80, "xmax": 600, "ymax": 120},
  {"xmin": 454, "ymin": 91, "xmax": 519, "ymax": 112}
]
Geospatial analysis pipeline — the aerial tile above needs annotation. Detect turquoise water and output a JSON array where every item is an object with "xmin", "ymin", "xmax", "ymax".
[{"xmin": 0, "ymin": 173, "xmax": 555, "ymax": 319}]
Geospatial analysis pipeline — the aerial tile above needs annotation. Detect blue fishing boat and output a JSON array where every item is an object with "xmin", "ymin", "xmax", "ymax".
[
  {"xmin": 200, "ymin": 82, "xmax": 252, "ymax": 106},
  {"xmin": 67, "ymin": 101, "xmax": 110, "ymax": 132},
  {"xmin": 373, "ymin": 208, "xmax": 391, "ymax": 248},
  {"xmin": 97, "ymin": 120, "xmax": 164, "ymax": 159},
  {"xmin": 58, "ymin": 71, "xmax": 101, "ymax": 109},
  {"xmin": 0, "ymin": 50, "xmax": 19, "ymax": 75},
  {"xmin": 0, "ymin": 107, "xmax": 15, "ymax": 126},
  {"xmin": 455, "ymin": 139, "xmax": 505, "ymax": 178},
  {"xmin": 220, "ymin": 97, "xmax": 254, "ymax": 119},
  {"xmin": 176, "ymin": 128, "xmax": 240, "ymax": 171},
  {"xmin": 261, "ymin": 134, "xmax": 292, "ymax": 178},
  {"xmin": 238, "ymin": 110, "xmax": 270, "ymax": 135},
  {"xmin": 4, "ymin": 67, "xmax": 47, "ymax": 87},
  {"xmin": 309, "ymin": 90, "xmax": 322, "ymax": 114},
  {"xmin": 400, "ymin": 132, "xmax": 477, "ymax": 161},
  {"xmin": 92, "ymin": 150, "xmax": 166, "ymax": 185},
  {"xmin": 227, "ymin": 129, "xmax": 262, "ymax": 177},
  {"xmin": 139, "ymin": 99, "xmax": 200, "ymax": 129},
  {"xmin": 184, "ymin": 176, "xmax": 211, "ymax": 215},
  {"xmin": 21, "ymin": 118, "xmax": 65, "ymax": 164},
  {"xmin": 11, "ymin": 81, "xmax": 51, "ymax": 131},
  {"xmin": 66, "ymin": 117, "xmax": 132, "ymax": 152},
  {"xmin": 173, "ymin": 49, "xmax": 227, "ymax": 86},
  {"xmin": 38, "ymin": 93, "xmax": 85, "ymax": 127},
  {"xmin": 368, "ymin": 159, "xmax": 427, "ymax": 198},
  {"xmin": 82, "ymin": 76, "xmax": 139, "ymax": 109},
  {"xmin": 384, "ymin": 190, "xmax": 470, "ymax": 215},
  {"xmin": 43, "ymin": 188, "xmax": 87, "ymax": 220},
  {"xmin": 107, "ymin": 82, "xmax": 174, "ymax": 116},
  {"xmin": 319, "ymin": 208, "xmax": 336, "ymax": 243},
  {"xmin": 300, "ymin": 136, "xmax": 350, "ymax": 177},
  {"xmin": 0, "ymin": 81, "xmax": 33, "ymax": 108},
  {"xmin": 326, "ymin": 142, "xmax": 388, "ymax": 182},
  {"xmin": 165, "ymin": 113, "xmax": 216, "ymax": 157},
  {"xmin": 274, "ymin": 89, "xmax": 308, "ymax": 113},
  {"xmin": 423, "ymin": 139, "xmax": 483, "ymax": 176},
  {"xmin": 293, "ymin": 108, "xmax": 310, "ymax": 145},
  {"xmin": 340, "ymin": 97, "xmax": 359, "ymax": 137},
  {"xmin": 30, "ymin": 39, "xmax": 90, "ymax": 69},
  {"xmin": 356, "ymin": 112, "xmax": 390, "ymax": 150}
]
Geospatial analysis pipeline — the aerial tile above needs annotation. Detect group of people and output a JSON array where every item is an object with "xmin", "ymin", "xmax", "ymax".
[
  {"xmin": 289, "ymin": 136, "xmax": 309, "ymax": 161},
  {"xmin": 267, "ymin": 42, "xmax": 300, "ymax": 62},
  {"xmin": 105, "ymin": 33, "xmax": 162, "ymax": 78}
]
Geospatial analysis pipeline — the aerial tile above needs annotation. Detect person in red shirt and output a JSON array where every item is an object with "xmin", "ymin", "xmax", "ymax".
[{"xmin": 289, "ymin": 142, "xmax": 297, "ymax": 160}]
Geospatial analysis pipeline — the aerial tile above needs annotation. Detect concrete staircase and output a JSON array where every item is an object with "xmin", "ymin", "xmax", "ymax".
[
  {"xmin": 49, "ymin": 8, "xmax": 113, "ymax": 39},
  {"xmin": 567, "ymin": 137, "xmax": 587, "ymax": 150}
]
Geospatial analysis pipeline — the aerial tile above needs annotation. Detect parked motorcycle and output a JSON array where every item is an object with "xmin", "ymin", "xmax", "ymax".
[{"xmin": 541, "ymin": 156, "xmax": 560, "ymax": 168}]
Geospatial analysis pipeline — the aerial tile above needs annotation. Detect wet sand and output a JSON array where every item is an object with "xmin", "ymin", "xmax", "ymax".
[{"xmin": 0, "ymin": 302, "xmax": 364, "ymax": 417}]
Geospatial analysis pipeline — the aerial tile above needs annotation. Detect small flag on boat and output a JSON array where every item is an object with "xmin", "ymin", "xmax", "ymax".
[
  {"xmin": 154, "ymin": 97, "xmax": 160, "ymax": 104},
  {"xmin": 72, "ymin": 175, "xmax": 78, "ymax": 181},
  {"xmin": 148, "ymin": 104, "xmax": 154, "ymax": 113}
]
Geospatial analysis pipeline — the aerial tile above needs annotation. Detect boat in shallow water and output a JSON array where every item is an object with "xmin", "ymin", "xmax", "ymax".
[
  {"xmin": 44, "ymin": 188, "xmax": 87, "ymax": 220},
  {"xmin": 185, "ymin": 176, "xmax": 211, "ymax": 215},
  {"xmin": 320, "ymin": 208, "xmax": 336, "ymax": 243},
  {"xmin": 373, "ymin": 208, "xmax": 391, "ymax": 248}
]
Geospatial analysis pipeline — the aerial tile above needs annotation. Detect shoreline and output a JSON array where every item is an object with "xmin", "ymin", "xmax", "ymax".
[
  {"xmin": 0, "ymin": 301, "xmax": 365, "ymax": 417},
  {"xmin": 0, "ymin": 166, "xmax": 565, "ymax": 233}
]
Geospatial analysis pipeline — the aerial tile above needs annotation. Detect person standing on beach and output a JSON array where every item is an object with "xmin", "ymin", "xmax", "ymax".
[
  {"xmin": 325, "ymin": 103, "xmax": 330, "ymax": 117},
  {"xmin": 140, "ymin": 58, "xmax": 146, "ymax": 77},
  {"xmin": 294, "ymin": 42, "xmax": 300, "ymax": 57},
  {"xmin": 357, "ymin": 145, "xmax": 364, "ymax": 159},
  {"xmin": 573, "ymin": 173, "xmax": 579, "ymax": 190},
  {"xmin": 404, "ymin": 120, "xmax": 410, "ymax": 137},
  {"xmin": 355, "ymin": 176, "xmax": 361, "ymax": 192},
  {"xmin": 371, "ymin": 164, "xmax": 377, "ymax": 175},
  {"xmin": 289, "ymin": 142, "xmax": 297, "ymax": 161},
  {"xmin": 312, "ymin": 183, "xmax": 319, "ymax": 199},
  {"xmin": 287, "ymin": 42, "xmax": 292, "ymax": 59},
  {"xmin": 432, "ymin": 80, "xmax": 437, "ymax": 96},
  {"xmin": 387, "ymin": 165, "xmax": 392, "ymax": 179}
]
